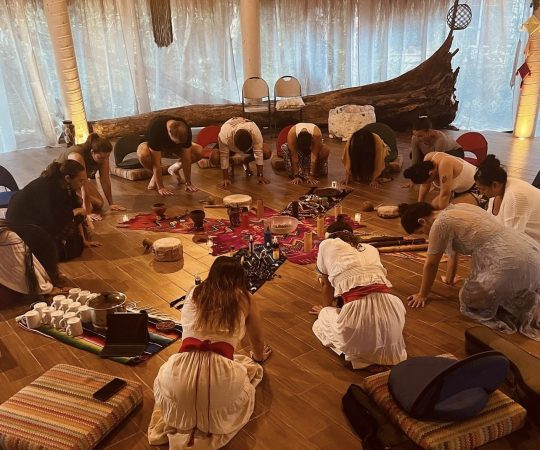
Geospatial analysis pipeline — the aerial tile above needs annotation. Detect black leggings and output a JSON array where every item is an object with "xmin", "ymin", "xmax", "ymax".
[{"xmin": 8, "ymin": 223, "xmax": 60, "ymax": 285}]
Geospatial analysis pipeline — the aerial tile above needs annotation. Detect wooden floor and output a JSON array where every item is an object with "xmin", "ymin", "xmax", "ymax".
[{"xmin": 1, "ymin": 129, "xmax": 540, "ymax": 449}]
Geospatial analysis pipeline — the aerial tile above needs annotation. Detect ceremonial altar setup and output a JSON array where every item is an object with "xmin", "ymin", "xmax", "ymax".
[{"xmin": 118, "ymin": 186, "xmax": 370, "ymax": 266}]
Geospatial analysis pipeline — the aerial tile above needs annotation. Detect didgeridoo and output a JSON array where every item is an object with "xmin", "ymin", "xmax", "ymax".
[
  {"xmin": 378, "ymin": 243, "xmax": 428, "ymax": 253},
  {"xmin": 371, "ymin": 238, "xmax": 426, "ymax": 248}
]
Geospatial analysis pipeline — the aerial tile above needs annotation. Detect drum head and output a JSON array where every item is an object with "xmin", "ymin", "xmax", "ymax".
[
  {"xmin": 154, "ymin": 237, "xmax": 182, "ymax": 249},
  {"xmin": 223, "ymin": 194, "xmax": 253, "ymax": 207}
]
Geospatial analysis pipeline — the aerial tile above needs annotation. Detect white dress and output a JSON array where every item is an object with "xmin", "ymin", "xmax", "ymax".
[
  {"xmin": 0, "ymin": 228, "xmax": 52, "ymax": 295},
  {"xmin": 428, "ymin": 203, "xmax": 540, "ymax": 340},
  {"xmin": 312, "ymin": 238, "xmax": 407, "ymax": 368},
  {"xmin": 148, "ymin": 290, "xmax": 263, "ymax": 449},
  {"xmin": 487, "ymin": 177, "xmax": 540, "ymax": 243}
]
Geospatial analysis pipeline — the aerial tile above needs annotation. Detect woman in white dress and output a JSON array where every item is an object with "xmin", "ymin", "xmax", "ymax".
[
  {"xmin": 311, "ymin": 230, "xmax": 407, "ymax": 369},
  {"xmin": 400, "ymin": 202, "xmax": 540, "ymax": 340},
  {"xmin": 148, "ymin": 256, "xmax": 271, "ymax": 449},
  {"xmin": 474, "ymin": 155, "xmax": 540, "ymax": 242}
]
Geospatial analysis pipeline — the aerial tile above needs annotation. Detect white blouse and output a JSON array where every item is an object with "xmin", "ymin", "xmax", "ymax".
[{"xmin": 487, "ymin": 177, "xmax": 540, "ymax": 243}]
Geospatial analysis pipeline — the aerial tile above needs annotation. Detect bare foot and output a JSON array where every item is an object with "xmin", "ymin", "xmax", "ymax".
[
  {"xmin": 309, "ymin": 305, "xmax": 324, "ymax": 316},
  {"xmin": 147, "ymin": 176, "xmax": 157, "ymax": 190}
]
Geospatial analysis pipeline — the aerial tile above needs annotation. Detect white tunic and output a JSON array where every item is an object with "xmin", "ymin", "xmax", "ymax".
[
  {"xmin": 218, "ymin": 117, "xmax": 264, "ymax": 170},
  {"xmin": 0, "ymin": 229, "xmax": 52, "ymax": 295},
  {"xmin": 487, "ymin": 177, "xmax": 540, "ymax": 243},
  {"xmin": 313, "ymin": 239, "xmax": 407, "ymax": 368},
  {"xmin": 149, "ymin": 289, "xmax": 263, "ymax": 449}
]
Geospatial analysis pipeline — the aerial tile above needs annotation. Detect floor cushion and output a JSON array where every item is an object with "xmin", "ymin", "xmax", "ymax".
[
  {"xmin": 271, "ymin": 154, "xmax": 286, "ymax": 171},
  {"xmin": 363, "ymin": 355, "xmax": 526, "ymax": 450},
  {"xmin": 110, "ymin": 164, "xmax": 170, "ymax": 181},
  {"xmin": 0, "ymin": 364, "xmax": 143, "ymax": 449},
  {"xmin": 465, "ymin": 326, "xmax": 540, "ymax": 422}
]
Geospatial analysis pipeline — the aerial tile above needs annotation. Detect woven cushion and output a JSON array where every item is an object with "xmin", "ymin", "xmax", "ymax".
[
  {"xmin": 271, "ymin": 154, "xmax": 286, "ymax": 171},
  {"xmin": 363, "ymin": 358, "xmax": 526, "ymax": 450},
  {"xmin": 110, "ymin": 164, "xmax": 170, "ymax": 181},
  {"xmin": 0, "ymin": 364, "xmax": 143, "ymax": 450}
]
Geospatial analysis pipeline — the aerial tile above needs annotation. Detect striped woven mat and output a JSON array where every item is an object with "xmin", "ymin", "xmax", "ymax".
[{"xmin": 18, "ymin": 315, "xmax": 182, "ymax": 365}]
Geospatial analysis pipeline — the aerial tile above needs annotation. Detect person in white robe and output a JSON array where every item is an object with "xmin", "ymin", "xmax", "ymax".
[
  {"xmin": 474, "ymin": 155, "xmax": 540, "ymax": 242},
  {"xmin": 148, "ymin": 256, "xmax": 271, "ymax": 449},
  {"xmin": 311, "ymin": 231, "xmax": 407, "ymax": 369}
]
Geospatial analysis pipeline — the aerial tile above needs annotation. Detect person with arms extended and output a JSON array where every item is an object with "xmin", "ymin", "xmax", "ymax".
[
  {"xmin": 148, "ymin": 257, "xmax": 271, "ymax": 449},
  {"xmin": 399, "ymin": 202, "xmax": 540, "ymax": 341},
  {"xmin": 403, "ymin": 151, "xmax": 483, "ymax": 209},
  {"xmin": 281, "ymin": 122, "xmax": 329, "ymax": 185},
  {"xmin": 211, "ymin": 117, "xmax": 271, "ymax": 188},
  {"xmin": 342, "ymin": 122, "xmax": 399, "ymax": 188},
  {"xmin": 57, "ymin": 133, "xmax": 125, "ymax": 220},
  {"xmin": 137, "ymin": 116, "xmax": 203, "ymax": 195}
]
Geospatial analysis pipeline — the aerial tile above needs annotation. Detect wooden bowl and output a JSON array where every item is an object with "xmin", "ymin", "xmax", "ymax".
[{"xmin": 267, "ymin": 216, "xmax": 300, "ymax": 235}]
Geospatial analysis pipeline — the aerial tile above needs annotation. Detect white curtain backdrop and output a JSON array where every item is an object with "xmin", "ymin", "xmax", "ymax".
[
  {"xmin": 260, "ymin": 0, "xmax": 450, "ymax": 94},
  {"xmin": 0, "ymin": 0, "xmax": 537, "ymax": 152},
  {"xmin": 0, "ymin": 0, "xmax": 62, "ymax": 152}
]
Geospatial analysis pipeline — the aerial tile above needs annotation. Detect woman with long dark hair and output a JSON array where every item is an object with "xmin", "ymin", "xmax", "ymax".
[
  {"xmin": 343, "ymin": 122, "xmax": 398, "ymax": 188},
  {"xmin": 474, "ymin": 155, "xmax": 540, "ymax": 242},
  {"xmin": 6, "ymin": 160, "xmax": 99, "ymax": 283},
  {"xmin": 149, "ymin": 256, "xmax": 271, "ymax": 449},
  {"xmin": 57, "ymin": 132, "xmax": 125, "ymax": 220},
  {"xmin": 399, "ymin": 202, "xmax": 540, "ymax": 340},
  {"xmin": 403, "ymin": 151, "xmax": 482, "ymax": 209}
]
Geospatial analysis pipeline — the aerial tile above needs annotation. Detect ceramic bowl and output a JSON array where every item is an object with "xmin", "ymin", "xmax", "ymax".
[{"xmin": 267, "ymin": 216, "xmax": 300, "ymax": 235}]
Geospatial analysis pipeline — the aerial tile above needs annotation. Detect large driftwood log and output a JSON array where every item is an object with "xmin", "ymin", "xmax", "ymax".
[{"xmin": 91, "ymin": 33, "xmax": 459, "ymax": 138}]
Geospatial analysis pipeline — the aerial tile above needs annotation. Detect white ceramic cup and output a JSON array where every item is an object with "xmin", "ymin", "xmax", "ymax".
[
  {"xmin": 52, "ymin": 295, "xmax": 66, "ymax": 310},
  {"xmin": 60, "ymin": 312, "xmax": 78, "ymax": 328},
  {"xmin": 68, "ymin": 288, "xmax": 81, "ymax": 300},
  {"xmin": 77, "ymin": 290, "xmax": 91, "ymax": 305},
  {"xmin": 77, "ymin": 305, "xmax": 92, "ymax": 323},
  {"xmin": 50, "ymin": 310, "xmax": 64, "ymax": 330},
  {"xmin": 67, "ymin": 301, "xmax": 81, "ymax": 314},
  {"xmin": 40, "ymin": 306, "xmax": 56, "ymax": 325},
  {"xmin": 65, "ymin": 317, "xmax": 83, "ymax": 337},
  {"xmin": 17, "ymin": 310, "xmax": 42, "ymax": 329},
  {"xmin": 59, "ymin": 298, "xmax": 73, "ymax": 313},
  {"xmin": 32, "ymin": 301, "xmax": 48, "ymax": 318}
]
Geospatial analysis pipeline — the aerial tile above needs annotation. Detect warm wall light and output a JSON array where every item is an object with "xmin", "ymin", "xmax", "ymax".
[{"xmin": 514, "ymin": 10, "xmax": 540, "ymax": 139}]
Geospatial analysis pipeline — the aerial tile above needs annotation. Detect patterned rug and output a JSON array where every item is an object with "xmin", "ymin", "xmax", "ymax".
[
  {"xmin": 212, "ymin": 215, "xmax": 365, "ymax": 265},
  {"xmin": 118, "ymin": 206, "xmax": 277, "ymax": 234},
  {"xmin": 118, "ymin": 190, "xmax": 360, "ymax": 265},
  {"xmin": 18, "ymin": 313, "xmax": 182, "ymax": 365}
]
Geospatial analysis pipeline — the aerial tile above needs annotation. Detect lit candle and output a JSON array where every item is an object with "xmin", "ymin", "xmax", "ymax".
[
  {"xmin": 331, "ymin": 181, "xmax": 337, "ymax": 188},
  {"xmin": 206, "ymin": 237, "xmax": 213, "ymax": 254},
  {"xmin": 355, "ymin": 213, "xmax": 362, "ymax": 223},
  {"xmin": 122, "ymin": 214, "xmax": 129, "ymax": 223}
]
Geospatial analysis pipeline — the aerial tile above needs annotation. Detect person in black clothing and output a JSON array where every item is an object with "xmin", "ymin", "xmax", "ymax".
[
  {"xmin": 6, "ymin": 160, "xmax": 99, "ymax": 284},
  {"xmin": 136, "ymin": 116, "xmax": 203, "ymax": 195}
]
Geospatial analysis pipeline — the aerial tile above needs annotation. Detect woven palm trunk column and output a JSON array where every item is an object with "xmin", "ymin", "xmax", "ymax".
[
  {"xmin": 514, "ymin": 8, "xmax": 540, "ymax": 138},
  {"xmin": 149, "ymin": 0, "xmax": 174, "ymax": 47},
  {"xmin": 43, "ymin": 0, "xmax": 89, "ymax": 143},
  {"xmin": 240, "ymin": 0, "xmax": 261, "ymax": 80}
]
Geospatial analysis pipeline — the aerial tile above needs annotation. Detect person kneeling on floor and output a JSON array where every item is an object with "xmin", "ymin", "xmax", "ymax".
[{"xmin": 311, "ymin": 225, "xmax": 407, "ymax": 369}]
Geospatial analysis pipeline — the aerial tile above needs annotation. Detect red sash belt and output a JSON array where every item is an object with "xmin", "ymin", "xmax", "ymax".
[
  {"xmin": 342, "ymin": 284, "xmax": 391, "ymax": 304},
  {"xmin": 179, "ymin": 337, "xmax": 234, "ymax": 360}
]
